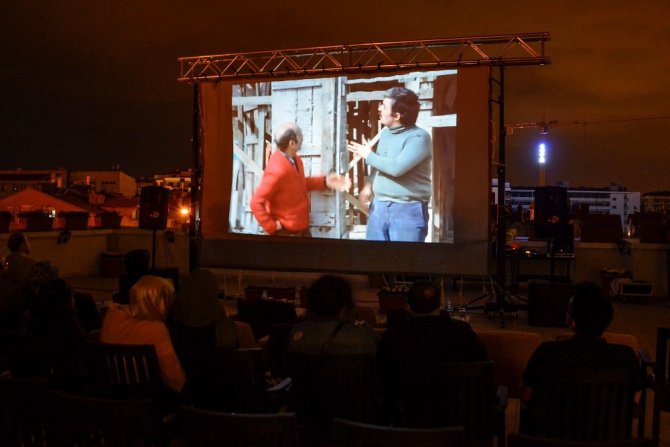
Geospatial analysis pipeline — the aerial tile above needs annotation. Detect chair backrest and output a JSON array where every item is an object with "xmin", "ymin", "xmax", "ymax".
[
  {"xmin": 398, "ymin": 360, "xmax": 498, "ymax": 447},
  {"xmin": 51, "ymin": 389, "xmax": 163, "ymax": 447},
  {"xmin": 477, "ymin": 330, "xmax": 544, "ymax": 398},
  {"xmin": 508, "ymin": 433, "xmax": 653, "ymax": 447},
  {"xmin": 84, "ymin": 341, "xmax": 162, "ymax": 398},
  {"xmin": 180, "ymin": 407, "xmax": 299, "ymax": 447},
  {"xmin": 0, "ymin": 378, "xmax": 54, "ymax": 447},
  {"xmin": 534, "ymin": 366, "xmax": 637, "ymax": 441},
  {"xmin": 236, "ymin": 298, "xmax": 298, "ymax": 340},
  {"xmin": 652, "ymin": 327, "xmax": 670, "ymax": 445},
  {"xmin": 289, "ymin": 352, "xmax": 379, "ymax": 424},
  {"xmin": 331, "ymin": 418, "xmax": 464, "ymax": 447},
  {"xmin": 209, "ymin": 347, "xmax": 270, "ymax": 413}
]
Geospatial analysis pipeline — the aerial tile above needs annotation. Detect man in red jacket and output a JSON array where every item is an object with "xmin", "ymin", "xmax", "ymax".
[{"xmin": 250, "ymin": 122, "xmax": 350, "ymax": 236}]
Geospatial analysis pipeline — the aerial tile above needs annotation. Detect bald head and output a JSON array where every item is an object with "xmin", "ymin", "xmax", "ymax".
[{"xmin": 275, "ymin": 122, "xmax": 303, "ymax": 155}]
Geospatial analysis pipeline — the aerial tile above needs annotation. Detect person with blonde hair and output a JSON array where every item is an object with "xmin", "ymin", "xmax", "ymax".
[{"xmin": 101, "ymin": 275, "xmax": 185, "ymax": 393}]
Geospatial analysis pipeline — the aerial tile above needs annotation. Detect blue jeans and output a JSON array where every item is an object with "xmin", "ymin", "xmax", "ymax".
[{"xmin": 366, "ymin": 200, "xmax": 428, "ymax": 242}]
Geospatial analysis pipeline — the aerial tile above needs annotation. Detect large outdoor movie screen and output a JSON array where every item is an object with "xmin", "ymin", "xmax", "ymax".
[
  {"xmin": 229, "ymin": 70, "xmax": 457, "ymax": 243},
  {"xmin": 198, "ymin": 66, "xmax": 491, "ymax": 275}
]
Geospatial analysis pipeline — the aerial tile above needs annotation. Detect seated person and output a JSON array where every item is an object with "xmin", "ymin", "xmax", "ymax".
[
  {"xmin": 25, "ymin": 261, "xmax": 100, "ymax": 333},
  {"xmin": 287, "ymin": 275, "xmax": 377, "ymax": 356},
  {"xmin": 12, "ymin": 278, "xmax": 86, "ymax": 390},
  {"xmin": 116, "ymin": 249, "xmax": 151, "ymax": 304},
  {"xmin": 101, "ymin": 275, "xmax": 185, "ymax": 393},
  {"xmin": 169, "ymin": 269, "xmax": 256, "ymax": 408},
  {"xmin": 3, "ymin": 232, "xmax": 36, "ymax": 285},
  {"xmin": 378, "ymin": 280, "xmax": 488, "ymax": 422},
  {"xmin": 519, "ymin": 281, "xmax": 639, "ymax": 434}
]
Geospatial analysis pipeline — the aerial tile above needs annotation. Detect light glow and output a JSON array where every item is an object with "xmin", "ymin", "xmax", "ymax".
[{"xmin": 538, "ymin": 143, "xmax": 546, "ymax": 164}]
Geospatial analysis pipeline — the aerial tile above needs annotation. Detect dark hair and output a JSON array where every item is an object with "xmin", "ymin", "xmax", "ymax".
[
  {"xmin": 275, "ymin": 127, "xmax": 299, "ymax": 151},
  {"xmin": 306, "ymin": 275, "xmax": 354, "ymax": 318},
  {"xmin": 7, "ymin": 232, "xmax": 27, "ymax": 252},
  {"xmin": 568, "ymin": 281, "xmax": 613, "ymax": 336},
  {"xmin": 406, "ymin": 279, "xmax": 441, "ymax": 314},
  {"xmin": 385, "ymin": 87, "xmax": 420, "ymax": 126},
  {"xmin": 124, "ymin": 249, "xmax": 150, "ymax": 276},
  {"xmin": 30, "ymin": 278, "xmax": 74, "ymax": 319}
]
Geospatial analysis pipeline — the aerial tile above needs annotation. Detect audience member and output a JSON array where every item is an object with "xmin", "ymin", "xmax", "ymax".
[
  {"xmin": 24, "ymin": 261, "xmax": 100, "ymax": 332},
  {"xmin": 378, "ymin": 279, "xmax": 488, "ymax": 422},
  {"xmin": 169, "ymin": 269, "xmax": 256, "ymax": 408},
  {"xmin": 519, "ymin": 280, "xmax": 639, "ymax": 434},
  {"xmin": 287, "ymin": 275, "xmax": 377, "ymax": 356},
  {"xmin": 101, "ymin": 275, "xmax": 185, "ymax": 393},
  {"xmin": 12, "ymin": 278, "xmax": 86, "ymax": 390},
  {"xmin": 116, "ymin": 249, "xmax": 151, "ymax": 304},
  {"xmin": 3, "ymin": 232, "xmax": 36, "ymax": 285}
]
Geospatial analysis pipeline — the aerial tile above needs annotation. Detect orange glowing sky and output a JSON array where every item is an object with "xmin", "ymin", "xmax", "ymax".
[{"xmin": 2, "ymin": 0, "xmax": 669, "ymax": 192}]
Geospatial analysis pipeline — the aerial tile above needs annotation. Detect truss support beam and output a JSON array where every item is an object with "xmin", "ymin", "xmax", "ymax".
[{"xmin": 178, "ymin": 33, "xmax": 550, "ymax": 82}]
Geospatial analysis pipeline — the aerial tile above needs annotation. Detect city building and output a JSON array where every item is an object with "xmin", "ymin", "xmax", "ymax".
[
  {"xmin": 154, "ymin": 169, "xmax": 192, "ymax": 192},
  {"xmin": 69, "ymin": 169, "xmax": 137, "ymax": 198},
  {"xmin": 492, "ymin": 180, "xmax": 641, "ymax": 231},
  {"xmin": 642, "ymin": 191, "xmax": 670, "ymax": 215},
  {"xmin": 0, "ymin": 168, "xmax": 68, "ymax": 199}
]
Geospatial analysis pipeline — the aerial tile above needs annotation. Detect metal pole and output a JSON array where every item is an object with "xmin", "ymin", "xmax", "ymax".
[
  {"xmin": 189, "ymin": 83, "xmax": 201, "ymax": 273},
  {"xmin": 496, "ymin": 64, "xmax": 507, "ymax": 307}
]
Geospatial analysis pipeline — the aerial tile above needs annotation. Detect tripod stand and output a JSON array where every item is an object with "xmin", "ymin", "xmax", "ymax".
[{"xmin": 447, "ymin": 275, "xmax": 526, "ymax": 328}]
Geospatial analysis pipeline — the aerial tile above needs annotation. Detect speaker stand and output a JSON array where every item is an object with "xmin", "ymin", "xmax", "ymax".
[{"xmin": 151, "ymin": 229, "xmax": 157, "ymax": 271}]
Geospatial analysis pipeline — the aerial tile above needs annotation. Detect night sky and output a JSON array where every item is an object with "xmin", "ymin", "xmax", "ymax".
[{"xmin": 3, "ymin": 1, "xmax": 669, "ymax": 193}]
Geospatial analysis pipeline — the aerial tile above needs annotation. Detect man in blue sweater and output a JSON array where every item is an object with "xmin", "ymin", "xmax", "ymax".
[{"xmin": 348, "ymin": 87, "xmax": 432, "ymax": 242}]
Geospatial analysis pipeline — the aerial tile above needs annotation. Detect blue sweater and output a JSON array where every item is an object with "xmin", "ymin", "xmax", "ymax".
[{"xmin": 366, "ymin": 125, "xmax": 432, "ymax": 203}]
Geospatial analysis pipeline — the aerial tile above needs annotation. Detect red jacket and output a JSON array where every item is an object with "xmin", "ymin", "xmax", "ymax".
[{"xmin": 250, "ymin": 150, "xmax": 325, "ymax": 234}]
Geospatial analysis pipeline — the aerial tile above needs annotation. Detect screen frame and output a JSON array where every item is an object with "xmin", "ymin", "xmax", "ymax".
[{"xmin": 196, "ymin": 66, "xmax": 492, "ymax": 276}]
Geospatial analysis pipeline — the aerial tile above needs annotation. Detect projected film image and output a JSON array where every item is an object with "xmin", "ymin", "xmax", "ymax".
[{"xmin": 228, "ymin": 69, "xmax": 458, "ymax": 243}]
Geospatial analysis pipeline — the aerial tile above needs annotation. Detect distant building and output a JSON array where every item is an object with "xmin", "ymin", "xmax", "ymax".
[
  {"xmin": 493, "ymin": 180, "xmax": 641, "ymax": 230},
  {"xmin": 154, "ymin": 169, "xmax": 192, "ymax": 193},
  {"xmin": 69, "ymin": 170, "xmax": 137, "ymax": 198},
  {"xmin": 0, "ymin": 168, "xmax": 68, "ymax": 198},
  {"xmin": 642, "ymin": 191, "xmax": 670, "ymax": 215}
]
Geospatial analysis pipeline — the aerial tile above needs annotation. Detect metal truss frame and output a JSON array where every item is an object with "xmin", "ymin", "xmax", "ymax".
[{"xmin": 178, "ymin": 33, "xmax": 550, "ymax": 82}]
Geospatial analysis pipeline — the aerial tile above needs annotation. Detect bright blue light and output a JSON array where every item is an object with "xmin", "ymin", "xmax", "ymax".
[{"xmin": 538, "ymin": 143, "xmax": 546, "ymax": 164}]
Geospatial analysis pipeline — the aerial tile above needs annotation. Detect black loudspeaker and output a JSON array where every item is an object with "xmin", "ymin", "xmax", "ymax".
[
  {"xmin": 139, "ymin": 186, "xmax": 169, "ymax": 230},
  {"xmin": 527, "ymin": 280, "xmax": 576, "ymax": 327},
  {"xmin": 534, "ymin": 187, "xmax": 569, "ymax": 239},
  {"xmin": 547, "ymin": 223, "xmax": 574, "ymax": 254}
]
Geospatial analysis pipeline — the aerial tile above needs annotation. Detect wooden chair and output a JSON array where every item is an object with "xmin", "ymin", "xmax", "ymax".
[
  {"xmin": 0, "ymin": 378, "xmax": 54, "ymax": 447},
  {"xmin": 532, "ymin": 366, "xmax": 638, "ymax": 441},
  {"xmin": 51, "ymin": 389, "xmax": 163, "ymax": 447},
  {"xmin": 397, "ymin": 360, "xmax": 507, "ymax": 447},
  {"xmin": 652, "ymin": 327, "xmax": 670, "ymax": 446},
  {"xmin": 508, "ymin": 433, "xmax": 653, "ymax": 447},
  {"xmin": 554, "ymin": 332, "xmax": 653, "ymax": 438},
  {"xmin": 288, "ymin": 352, "xmax": 379, "ymax": 446},
  {"xmin": 331, "ymin": 418, "xmax": 465, "ymax": 447},
  {"xmin": 212, "ymin": 347, "xmax": 271, "ymax": 413},
  {"xmin": 84, "ymin": 341, "xmax": 162, "ymax": 398},
  {"xmin": 179, "ymin": 406, "xmax": 299, "ymax": 447},
  {"xmin": 477, "ymin": 330, "xmax": 544, "ymax": 399}
]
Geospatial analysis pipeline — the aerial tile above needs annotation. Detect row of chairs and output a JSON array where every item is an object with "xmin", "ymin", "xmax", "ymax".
[
  {"xmin": 0, "ymin": 382, "xmax": 656, "ymax": 447},
  {"xmin": 3, "ymin": 327, "xmax": 667, "ymax": 446}
]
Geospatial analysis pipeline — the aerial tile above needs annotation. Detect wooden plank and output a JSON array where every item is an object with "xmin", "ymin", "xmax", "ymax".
[
  {"xmin": 232, "ymin": 95, "xmax": 272, "ymax": 107},
  {"xmin": 272, "ymin": 79, "xmax": 324, "ymax": 90},
  {"xmin": 233, "ymin": 145, "xmax": 263, "ymax": 178},
  {"xmin": 345, "ymin": 69, "xmax": 457, "ymax": 85}
]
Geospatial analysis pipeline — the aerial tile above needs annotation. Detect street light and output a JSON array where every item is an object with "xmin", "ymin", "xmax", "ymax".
[{"xmin": 538, "ymin": 142, "xmax": 546, "ymax": 186}]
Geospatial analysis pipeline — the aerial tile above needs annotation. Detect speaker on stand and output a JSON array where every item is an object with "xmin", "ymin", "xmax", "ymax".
[
  {"xmin": 534, "ymin": 186, "xmax": 569, "ymax": 239},
  {"xmin": 139, "ymin": 186, "xmax": 169, "ymax": 270}
]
